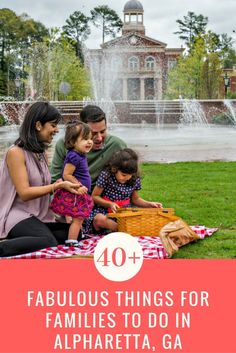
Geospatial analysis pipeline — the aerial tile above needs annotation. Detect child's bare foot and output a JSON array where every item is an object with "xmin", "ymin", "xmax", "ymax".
[{"xmin": 65, "ymin": 216, "xmax": 73, "ymax": 224}]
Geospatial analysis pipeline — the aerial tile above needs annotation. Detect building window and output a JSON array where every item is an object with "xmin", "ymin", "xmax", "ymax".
[
  {"xmin": 145, "ymin": 56, "xmax": 155, "ymax": 70},
  {"xmin": 145, "ymin": 78, "xmax": 154, "ymax": 99},
  {"xmin": 130, "ymin": 14, "xmax": 137, "ymax": 23},
  {"xmin": 112, "ymin": 79, "xmax": 123, "ymax": 100},
  {"xmin": 111, "ymin": 56, "xmax": 122, "ymax": 71},
  {"xmin": 124, "ymin": 14, "xmax": 129, "ymax": 23},
  {"xmin": 128, "ymin": 56, "xmax": 139, "ymax": 71},
  {"xmin": 128, "ymin": 78, "xmax": 140, "ymax": 100},
  {"xmin": 168, "ymin": 59, "xmax": 176, "ymax": 71},
  {"xmin": 138, "ymin": 14, "xmax": 142, "ymax": 23}
]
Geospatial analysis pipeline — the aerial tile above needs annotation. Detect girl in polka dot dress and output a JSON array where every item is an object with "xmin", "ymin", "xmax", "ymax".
[{"xmin": 85, "ymin": 148, "xmax": 162, "ymax": 234}]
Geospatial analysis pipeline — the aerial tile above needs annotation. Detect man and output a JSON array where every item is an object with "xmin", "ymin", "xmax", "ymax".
[{"xmin": 50, "ymin": 105, "xmax": 127, "ymax": 190}]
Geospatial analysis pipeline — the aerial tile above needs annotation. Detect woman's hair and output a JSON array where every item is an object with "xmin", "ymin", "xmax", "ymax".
[
  {"xmin": 15, "ymin": 101, "xmax": 62, "ymax": 153},
  {"xmin": 107, "ymin": 148, "xmax": 140, "ymax": 185},
  {"xmin": 80, "ymin": 105, "xmax": 106, "ymax": 124},
  {"xmin": 64, "ymin": 121, "xmax": 91, "ymax": 150}
]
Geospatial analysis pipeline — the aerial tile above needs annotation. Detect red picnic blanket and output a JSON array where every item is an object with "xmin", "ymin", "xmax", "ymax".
[{"xmin": 1, "ymin": 226, "xmax": 218, "ymax": 260}]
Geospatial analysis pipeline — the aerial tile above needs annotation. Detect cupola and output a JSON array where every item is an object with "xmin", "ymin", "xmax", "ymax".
[{"xmin": 122, "ymin": 0, "xmax": 145, "ymax": 36}]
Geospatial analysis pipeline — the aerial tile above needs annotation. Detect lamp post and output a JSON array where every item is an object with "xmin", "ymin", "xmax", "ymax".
[
  {"xmin": 223, "ymin": 73, "xmax": 230, "ymax": 98},
  {"xmin": 14, "ymin": 76, "xmax": 22, "ymax": 100}
]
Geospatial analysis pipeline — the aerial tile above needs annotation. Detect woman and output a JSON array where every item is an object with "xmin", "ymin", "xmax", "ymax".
[{"xmin": 0, "ymin": 102, "xmax": 81, "ymax": 257}]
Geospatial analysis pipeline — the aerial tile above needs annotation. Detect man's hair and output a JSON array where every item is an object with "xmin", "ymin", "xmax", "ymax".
[{"xmin": 80, "ymin": 105, "xmax": 106, "ymax": 124}]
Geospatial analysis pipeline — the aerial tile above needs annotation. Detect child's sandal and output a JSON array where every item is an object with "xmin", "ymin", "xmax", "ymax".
[{"xmin": 65, "ymin": 239, "xmax": 80, "ymax": 247}]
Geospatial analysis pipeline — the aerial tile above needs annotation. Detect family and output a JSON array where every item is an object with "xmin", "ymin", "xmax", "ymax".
[{"xmin": 0, "ymin": 102, "xmax": 162, "ymax": 257}]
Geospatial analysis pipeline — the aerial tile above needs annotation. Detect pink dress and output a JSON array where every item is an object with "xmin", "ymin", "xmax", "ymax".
[{"xmin": 50, "ymin": 150, "xmax": 93, "ymax": 218}]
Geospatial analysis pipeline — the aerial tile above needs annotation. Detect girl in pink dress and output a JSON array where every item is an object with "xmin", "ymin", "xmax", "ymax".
[{"xmin": 50, "ymin": 122, "xmax": 94, "ymax": 246}]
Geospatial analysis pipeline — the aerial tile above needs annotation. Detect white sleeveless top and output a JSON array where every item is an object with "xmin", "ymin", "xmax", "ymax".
[{"xmin": 0, "ymin": 148, "xmax": 55, "ymax": 238}]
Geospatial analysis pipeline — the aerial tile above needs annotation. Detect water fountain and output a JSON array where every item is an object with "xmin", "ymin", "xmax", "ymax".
[
  {"xmin": 1, "ymin": 44, "xmax": 236, "ymax": 165},
  {"xmin": 223, "ymin": 99, "xmax": 236, "ymax": 124},
  {"xmin": 84, "ymin": 49, "xmax": 120, "ymax": 124},
  {"xmin": 180, "ymin": 99, "xmax": 209, "ymax": 126},
  {"xmin": 1, "ymin": 99, "xmax": 236, "ymax": 163}
]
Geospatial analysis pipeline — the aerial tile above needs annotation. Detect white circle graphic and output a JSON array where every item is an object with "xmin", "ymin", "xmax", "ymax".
[{"xmin": 94, "ymin": 232, "xmax": 144, "ymax": 282}]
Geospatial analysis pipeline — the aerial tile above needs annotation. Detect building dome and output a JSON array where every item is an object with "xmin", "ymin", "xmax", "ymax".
[{"xmin": 123, "ymin": 0, "xmax": 143, "ymax": 12}]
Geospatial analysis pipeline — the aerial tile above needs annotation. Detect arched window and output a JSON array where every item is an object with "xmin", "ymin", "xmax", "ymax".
[
  {"xmin": 128, "ymin": 56, "xmax": 139, "ymax": 71},
  {"xmin": 145, "ymin": 56, "xmax": 155, "ymax": 70}
]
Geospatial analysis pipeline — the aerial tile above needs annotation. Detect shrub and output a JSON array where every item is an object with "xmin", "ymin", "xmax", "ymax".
[
  {"xmin": 0, "ymin": 114, "xmax": 6, "ymax": 126},
  {"xmin": 226, "ymin": 91, "xmax": 236, "ymax": 99},
  {"xmin": 212, "ymin": 112, "xmax": 234, "ymax": 125}
]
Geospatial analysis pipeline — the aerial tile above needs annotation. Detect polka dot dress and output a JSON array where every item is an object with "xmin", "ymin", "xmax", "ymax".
[{"xmin": 85, "ymin": 170, "xmax": 141, "ymax": 234}]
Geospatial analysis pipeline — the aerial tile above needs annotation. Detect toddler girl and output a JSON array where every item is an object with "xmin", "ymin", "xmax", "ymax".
[
  {"xmin": 85, "ymin": 148, "xmax": 162, "ymax": 234},
  {"xmin": 51, "ymin": 121, "xmax": 94, "ymax": 246}
]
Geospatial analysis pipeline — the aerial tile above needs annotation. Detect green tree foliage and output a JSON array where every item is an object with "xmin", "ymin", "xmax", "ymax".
[
  {"xmin": 219, "ymin": 33, "xmax": 234, "ymax": 53},
  {"xmin": 62, "ymin": 11, "xmax": 90, "ymax": 62},
  {"xmin": 171, "ymin": 12, "xmax": 233, "ymax": 99},
  {"xmin": 200, "ymin": 53, "xmax": 221, "ymax": 98},
  {"xmin": 26, "ymin": 40, "xmax": 91, "ymax": 101},
  {"xmin": 0, "ymin": 69, "xmax": 6, "ymax": 95},
  {"xmin": 223, "ymin": 48, "xmax": 236, "ymax": 69},
  {"xmin": 18, "ymin": 13, "xmax": 48, "ymax": 44},
  {"xmin": 174, "ymin": 11, "xmax": 208, "ymax": 49},
  {"xmin": 0, "ymin": 8, "xmax": 48, "ymax": 96},
  {"xmin": 0, "ymin": 9, "xmax": 19, "ymax": 71},
  {"xmin": 90, "ymin": 5, "xmax": 123, "ymax": 44},
  {"xmin": 166, "ymin": 34, "xmax": 222, "ymax": 99}
]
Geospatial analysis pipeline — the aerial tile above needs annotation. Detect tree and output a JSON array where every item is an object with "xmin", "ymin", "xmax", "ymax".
[
  {"xmin": 18, "ymin": 13, "xmax": 49, "ymax": 44},
  {"xmin": 174, "ymin": 11, "xmax": 208, "ymax": 49},
  {"xmin": 0, "ymin": 8, "xmax": 20, "ymax": 85},
  {"xmin": 217, "ymin": 33, "xmax": 234, "ymax": 62},
  {"xmin": 62, "ymin": 11, "xmax": 90, "ymax": 62},
  {"xmin": 26, "ymin": 40, "xmax": 91, "ymax": 101},
  {"xmin": 0, "ymin": 8, "xmax": 49, "ymax": 96},
  {"xmin": 223, "ymin": 48, "xmax": 236, "ymax": 69},
  {"xmin": 200, "ymin": 53, "xmax": 221, "ymax": 98},
  {"xmin": 197, "ymin": 31, "xmax": 234, "ymax": 65},
  {"xmin": 90, "ymin": 5, "xmax": 123, "ymax": 44},
  {"xmin": 166, "ymin": 34, "xmax": 222, "ymax": 99}
]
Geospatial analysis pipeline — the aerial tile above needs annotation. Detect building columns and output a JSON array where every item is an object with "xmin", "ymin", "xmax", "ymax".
[
  {"xmin": 123, "ymin": 78, "xmax": 128, "ymax": 100},
  {"xmin": 140, "ymin": 78, "xmax": 145, "ymax": 100}
]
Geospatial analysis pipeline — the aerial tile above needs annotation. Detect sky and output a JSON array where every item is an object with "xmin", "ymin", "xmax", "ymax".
[{"xmin": 1, "ymin": 0, "xmax": 236, "ymax": 49}]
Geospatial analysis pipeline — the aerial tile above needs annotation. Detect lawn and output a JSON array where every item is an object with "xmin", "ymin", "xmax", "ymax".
[{"xmin": 139, "ymin": 162, "xmax": 236, "ymax": 259}]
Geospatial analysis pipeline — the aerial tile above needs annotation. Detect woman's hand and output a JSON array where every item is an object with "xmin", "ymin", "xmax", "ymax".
[
  {"xmin": 59, "ymin": 181, "xmax": 82, "ymax": 194},
  {"xmin": 55, "ymin": 178, "xmax": 82, "ymax": 187},
  {"xmin": 77, "ymin": 186, "xmax": 88, "ymax": 195}
]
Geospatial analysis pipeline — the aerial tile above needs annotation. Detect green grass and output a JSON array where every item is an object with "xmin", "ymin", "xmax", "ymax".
[{"xmin": 139, "ymin": 162, "xmax": 236, "ymax": 259}]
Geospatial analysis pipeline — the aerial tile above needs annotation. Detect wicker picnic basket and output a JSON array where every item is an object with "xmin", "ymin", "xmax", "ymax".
[{"xmin": 107, "ymin": 208, "xmax": 179, "ymax": 236}]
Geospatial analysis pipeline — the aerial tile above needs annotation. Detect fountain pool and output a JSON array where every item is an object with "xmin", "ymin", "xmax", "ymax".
[{"xmin": 0, "ymin": 124, "xmax": 235, "ymax": 163}]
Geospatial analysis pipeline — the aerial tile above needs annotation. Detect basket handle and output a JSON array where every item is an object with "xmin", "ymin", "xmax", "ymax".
[{"xmin": 107, "ymin": 212, "xmax": 143, "ymax": 219}]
